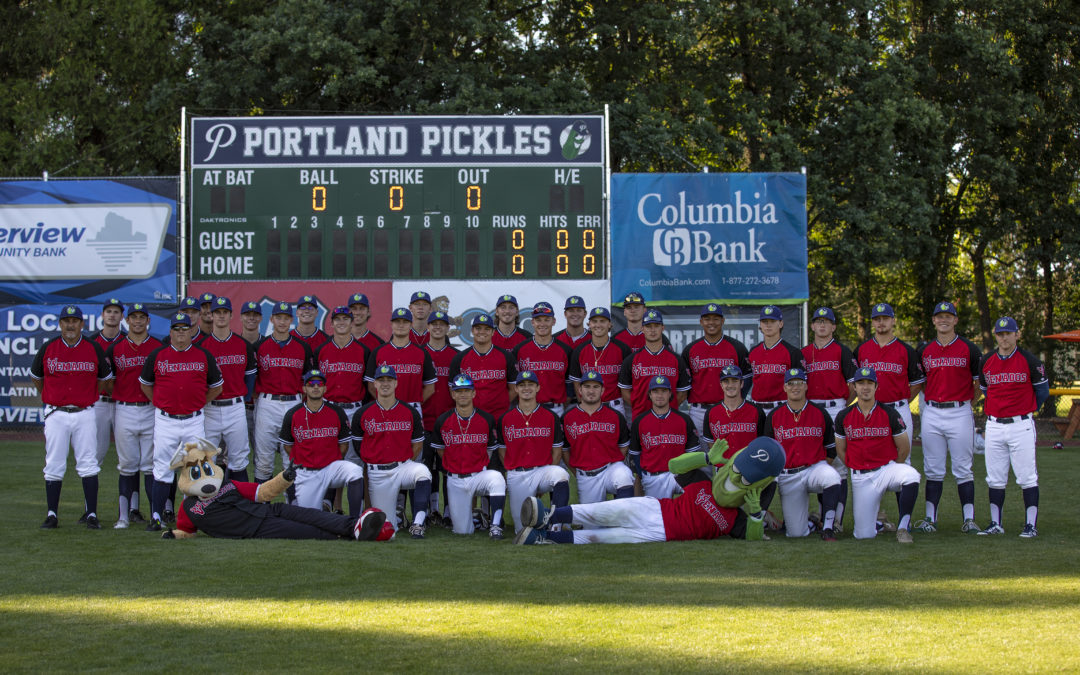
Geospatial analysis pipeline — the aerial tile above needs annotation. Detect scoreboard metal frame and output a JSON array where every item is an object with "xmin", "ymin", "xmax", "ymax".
[{"xmin": 183, "ymin": 114, "xmax": 608, "ymax": 285}]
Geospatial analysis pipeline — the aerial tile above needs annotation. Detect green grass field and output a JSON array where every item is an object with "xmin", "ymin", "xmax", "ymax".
[{"xmin": 2, "ymin": 436, "xmax": 1078, "ymax": 673}]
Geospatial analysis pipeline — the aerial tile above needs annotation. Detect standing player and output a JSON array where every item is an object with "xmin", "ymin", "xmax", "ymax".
[
  {"xmin": 747, "ymin": 305, "xmax": 806, "ymax": 411},
  {"xmin": 569, "ymin": 307, "xmax": 632, "ymax": 416},
  {"xmin": 513, "ymin": 302, "xmax": 573, "ymax": 417},
  {"xmin": 854, "ymin": 302, "xmax": 925, "ymax": 447},
  {"xmin": 31, "ymin": 305, "xmax": 111, "ymax": 529},
  {"xmin": 562, "ymin": 370, "xmax": 634, "ymax": 503},
  {"xmin": 492, "ymin": 294, "xmax": 532, "ymax": 352},
  {"xmin": 682, "ymin": 303, "xmax": 751, "ymax": 435},
  {"xmin": 408, "ymin": 291, "xmax": 432, "ymax": 345},
  {"xmin": 554, "ymin": 296, "xmax": 589, "ymax": 351},
  {"xmin": 201, "ymin": 296, "xmax": 257, "ymax": 481},
  {"xmin": 422, "ymin": 310, "xmax": 459, "ymax": 520},
  {"xmin": 252, "ymin": 302, "xmax": 314, "ymax": 483},
  {"xmin": 239, "ymin": 301, "xmax": 264, "ymax": 344},
  {"xmin": 628, "ymin": 375, "xmax": 698, "ymax": 499},
  {"xmin": 977, "ymin": 317, "xmax": 1048, "ymax": 538},
  {"xmin": 448, "ymin": 313, "xmax": 517, "ymax": 420},
  {"xmin": 197, "ymin": 292, "xmax": 217, "ymax": 338},
  {"xmin": 366, "ymin": 308, "xmax": 436, "ymax": 414},
  {"xmin": 279, "ymin": 370, "xmax": 365, "ymax": 515},
  {"xmin": 91, "ymin": 298, "xmax": 125, "ymax": 472},
  {"xmin": 178, "ymin": 296, "xmax": 203, "ymax": 337},
  {"xmin": 700, "ymin": 365, "xmax": 766, "ymax": 462},
  {"xmin": 431, "ymin": 375, "xmax": 507, "ymax": 538},
  {"xmin": 291, "ymin": 295, "xmax": 329, "ymax": 350},
  {"xmin": 140, "ymin": 313, "xmax": 223, "ymax": 530},
  {"xmin": 834, "ymin": 366, "xmax": 920, "ymax": 543},
  {"xmin": 764, "ymin": 368, "xmax": 842, "ymax": 540},
  {"xmin": 618, "ymin": 310, "xmax": 691, "ymax": 420},
  {"xmin": 315, "ymin": 306, "xmax": 371, "ymax": 427},
  {"xmin": 107, "ymin": 302, "xmax": 161, "ymax": 528},
  {"xmin": 348, "ymin": 292, "xmax": 385, "ymax": 352},
  {"xmin": 914, "ymin": 301, "xmax": 982, "ymax": 533},
  {"xmin": 613, "ymin": 292, "xmax": 646, "ymax": 351},
  {"xmin": 497, "ymin": 371, "xmax": 570, "ymax": 534}
]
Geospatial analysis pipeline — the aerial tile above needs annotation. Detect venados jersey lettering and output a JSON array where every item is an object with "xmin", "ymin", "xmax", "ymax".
[
  {"xmin": 861, "ymin": 361, "xmax": 904, "ymax": 375},
  {"xmin": 363, "ymin": 419, "xmax": 413, "ymax": 434},
  {"xmin": 159, "ymin": 361, "xmax": 206, "ymax": 373},
  {"xmin": 504, "ymin": 426, "xmax": 551, "ymax": 441},
  {"xmin": 188, "ymin": 481, "xmax": 237, "ymax": 516},
  {"xmin": 631, "ymin": 364, "xmax": 677, "ymax": 378},
  {"xmin": 565, "ymin": 420, "xmax": 617, "ymax": 438},
  {"xmin": 689, "ymin": 355, "xmax": 736, "ymax": 370},
  {"xmin": 442, "ymin": 431, "xmax": 490, "ymax": 445},
  {"xmin": 922, "ymin": 356, "xmax": 968, "ymax": 369},
  {"xmin": 293, "ymin": 426, "xmax": 340, "ymax": 441},
  {"xmin": 694, "ymin": 490, "xmax": 731, "ymax": 529},
  {"xmin": 774, "ymin": 426, "xmax": 823, "ymax": 441},
  {"xmin": 804, "ymin": 360, "xmax": 839, "ymax": 373},
  {"xmin": 259, "ymin": 355, "xmax": 304, "ymax": 369},
  {"xmin": 45, "ymin": 358, "xmax": 96, "ymax": 373},
  {"xmin": 986, "ymin": 372, "xmax": 1029, "ymax": 385},
  {"xmin": 846, "ymin": 426, "xmax": 891, "ymax": 440},
  {"xmin": 639, "ymin": 432, "xmax": 687, "ymax": 449}
]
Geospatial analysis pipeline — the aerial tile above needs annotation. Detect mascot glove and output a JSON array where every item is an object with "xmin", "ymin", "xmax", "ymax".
[
  {"xmin": 283, "ymin": 462, "xmax": 297, "ymax": 482},
  {"xmin": 743, "ymin": 484, "xmax": 764, "ymax": 515},
  {"xmin": 745, "ymin": 513, "xmax": 766, "ymax": 541},
  {"xmin": 706, "ymin": 438, "xmax": 728, "ymax": 465},
  {"xmin": 161, "ymin": 530, "xmax": 176, "ymax": 540}
]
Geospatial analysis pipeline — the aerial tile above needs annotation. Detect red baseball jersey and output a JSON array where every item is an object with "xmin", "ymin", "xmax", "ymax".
[
  {"xmin": 613, "ymin": 329, "xmax": 671, "ymax": 353},
  {"xmin": 979, "ymin": 347, "xmax": 1046, "ymax": 418},
  {"xmin": 200, "ymin": 332, "xmax": 257, "ymax": 399},
  {"xmin": 701, "ymin": 401, "xmax": 766, "ymax": 459},
  {"xmin": 448, "ymin": 346, "xmax": 516, "ymax": 418},
  {"xmin": 802, "ymin": 339, "xmax": 857, "ymax": 400},
  {"xmin": 31, "ymin": 336, "xmax": 111, "ymax": 408},
  {"xmin": 764, "ymin": 402, "xmax": 835, "ymax": 467},
  {"xmin": 365, "ymin": 341, "xmax": 436, "ymax": 404},
  {"xmin": 92, "ymin": 330, "xmax": 125, "ymax": 354},
  {"xmin": 254, "ymin": 336, "xmax": 314, "ymax": 396},
  {"xmin": 834, "ymin": 403, "xmax": 906, "ymax": 470},
  {"xmin": 290, "ymin": 327, "xmax": 330, "ymax": 351},
  {"xmin": 569, "ymin": 338, "xmax": 632, "ymax": 402},
  {"xmin": 139, "ymin": 343, "xmax": 224, "ymax": 415},
  {"xmin": 660, "ymin": 480, "xmax": 738, "ymax": 541},
  {"xmin": 629, "ymin": 409, "xmax": 698, "ymax": 473},
  {"xmin": 681, "ymin": 335, "xmax": 751, "ymax": 405},
  {"xmin": 432, "ymin": 408, "xmax": 499, "ymax": 474},
  {"xmin": 492, "ymin": 327, "xmax": 531, "ymax": 352},
  {"xmin": 513, "ymin": 339, "xmax": 572, "ymax": 405},
  {"xmin": 106, "ymin": 336, "xmax": 162, "ymax": 403},
  {"xmin": 561, "ymin": 404, "xmax": 630, "ymax": 471},
  {"xmin": 355, "ymin": 330, "xmax": 385, "ymax": 354},
  {"xmin": 554, "ymin": 328, "xmax": 590, "ymax": 351},
  {"xmin": 351, "ymin": 399, "xmax": 424, "ymax": 464},
  {"xmin": 279, "ymin": 401, "xmax": 350, "ymax": 468},
  {"xmin": 315, "ymin": 338, "xmax": 371, "ymax": 404},
  {"xmin": 422, "ymin": 342, "xmax": 459, "ymax": 431},
  {"xmin": 747, "ymin": 339, "xmax": 806, "ymax": 403},
  {"xmin": 409, "ymin": 328, "xmax": 430, "ymax": 347},
  {"xmin": 497, "ymin": 405, "xmax": 564, "ymax": 470},
  {"xmin": 175, "ymin": 479, "xmax": 260, "ymax": 537},
  {"xmin": 854, "ymin": 338, "xmax": 925, "ymax": 403},
  {"xmin": 617, "ymin": 347, "xmax": 692, "ymax": 419},
  {"xmin": 918, "ymin": 336, "xmax": 981, "ymax": 403}
]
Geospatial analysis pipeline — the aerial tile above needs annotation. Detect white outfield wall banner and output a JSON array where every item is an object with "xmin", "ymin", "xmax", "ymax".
[{"xmin": 610, "ymin": 173, "xmax": 808, "ymax": 304}]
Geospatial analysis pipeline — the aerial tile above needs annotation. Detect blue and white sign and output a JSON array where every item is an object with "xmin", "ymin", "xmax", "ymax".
[{"xmin": 611, "ymin": 173, "xmax": 808, "ymax": 303}]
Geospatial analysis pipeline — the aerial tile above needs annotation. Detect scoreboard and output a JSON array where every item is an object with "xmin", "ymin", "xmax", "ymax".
[{"xmin": 189, "ymin": 115, "xmax": 606, "ymax": 281}]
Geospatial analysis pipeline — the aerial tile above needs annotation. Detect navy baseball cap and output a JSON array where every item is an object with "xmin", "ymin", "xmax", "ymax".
[
  {"xmin": 126, "ymin": 303, "xmax": 149, "ymax": 317},
  {"xmin": 211, "ymin": 296, "xmax": 232, "ymax": 312},
  {"xmin": 759, "ymin": 305, "xmax": 783, "ymax": 321},
  {"xmin": 59, "ymin": 305, "xmax": 83, "ymax": 320},
  {"xmin": 565, "ymin": 296, "xmax": 586, "ymax": 309},
  {"xmin": 296, "ymin": 295, "xmax": 317, "ymax": 308},
  {"xmin": 871, "ymin": 303, "xmax": 894, "ymax": 318},
  {"xmin": 241, "ymin": 301, "xmax": 262, "ymax": 315},
  {"xmin": 391, "ymin": 307, "xmax": 413, "ymax": 322},
  {"xmin": 102, "ymin": 298, "xmax": 124, "ymax": 312},
  {"xmin": 170, "ymin": 313, "xmax": 191, "ymax": 328},
  {"xmin": 733, "ymin": 438, "xmax": 786, "ymax": 484},
  {"xmin": 429, "ymin": 311, "xmax": 450, "ymax": 324},
  {"xmin": 784, "ymin": 367, "xmax": 808, "ymax": 383},
  {"xmin": 410, "ymin": 291, "xmax": 431, "ymax": 304},
  {"xmin": 271, "ymin": 301, "xmax": 293, "ymax": 317},
  {"xmin": 579, "ymin": 370, "xmax": 603, "ymax": 384},
  {"xmin": 532, "ymin": 302, "xmax": 554, "ymax": 318},
  {"xmin": 623, "ymin": 292, "xmax": 645, "ymax": 305},
  {"xmin": 374, "ymin": 365, "xmax": 398, "ymax": 380},
  {"xmin": 648, "ymin": 375, "xmax": 672, "ymax": 391},
  {"xmin": 450, "ymin": 374, "xmax": 474, "ymax": 390},
  {"xmin": 495, "ymin": 294, "xmax": 518, "ymax": 308},
  {"xmin": 852, "ymin": 366, "xmax": 878, "ymax": 383},
  {"xmin": 933, "ymin": 301, "xmax": 957, "ymax": 316},
  {"xmin": 180, "ymin": 296, "xmax": 200, "ymax": 310},
  {"xmin": 589, "ymin": 307, "xmax": 611, "ymax": 320},
  {"xmin": 348, "ymin": 293, "xmax": 369, "ymax": 307},
  {"xmin": 720, "ymin": 365, "xmax": 743, "ymax": 380},
  {"xmin": 700, "ymin": 303, "xmax": 724, "ymax": 317},
  {"xmin": 812, "ymin": 307, "xmax": 836, "ymax": 322},
  {"xmin": 303, "ymin": 369, "xmax": 326, "ymax": 384},
  {"xmin": 330, "ymin": 305, "xmax": 352, "ymax": 318},
  {"xmin": 198, "ymin": 292, "xmax": 216, "ymax": 305},
  {"xmin": 994, "ymin": 316, "xmax": 1019, "ymax": 333},
  {"xmin": 515, "ymin": 371, "xmax": 539, "ymax": 385},
  {"xmin": 642, "ymin": 310, "xmax": 664, "ymax": 325},
  {"xmin": 472, "ymin": 313, "xmax": 493, "ymax": 327}
]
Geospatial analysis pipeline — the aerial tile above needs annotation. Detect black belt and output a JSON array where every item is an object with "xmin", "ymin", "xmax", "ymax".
[
  {"xmin": 53, "ymin": 405, "xmax": 88, "ymax": 413},
  {"xmin": 781, "ymin": 465, "xmax": 811, "ymax": 475},
  {"xmin": 753, "ymin": 400, "xmax": 783, "ymax": 410},
  {"xmin": 509, "ymin": 466, "xmax": 534, "ymax": 472},
  {"xmin": 539, "ymin": 402, "xmax": 559, "ymax": 410},
  {"xmin": 689, "ymin": 402, "xmax": 716, "ymax": 409},
  {"xmin": 296, "ymin": 465, "xmax": 322, "ymax": 472},
  {"xmin": 452, "ymin": 472, "xmax": 477, "ymax": 479},
  {"xmin": 852, "ymin": 466, "xmax": 883, "ymax": 475},
  {"xmin": 988, "ymin": 414, "xmax": 1031, "ymax": 424},
  {"xmin": 210, "ymin": 397, "xmax": 244, "ymax": 407},
  {"xmin": 640, "ymin": 469, "xmax": 667, "ymax": 476},
  {"xmin": 577, "ymin": 466, "xmax": 607, "ymax": 477},
  {"xmin": 812, "ymin": 400, "xmax": 842, "ymax": 408},
  {"xmin": 117, "ymin": 401, "xmax": 150, "ymax": 407},
  {"xmin": 260, "ymin": 393, "xmax": 298, "ymax": 401},
  {"xmin": 328, "ymin": 400, "xmax": 361, "ymax": 409},
  {"xmin": 97, "ymin": 395, "xmax": 113, "ymax": 402},
  {"xmin": 927, "ymin": 400, "xmax": 965, "ymax": 409},
  {"xmin": 159, "ymin": 409, "xmax": 203, "ymax": 420},
  {"xmin": 370, "ymin": 462, "xmax": 402, "ymax": 471}
]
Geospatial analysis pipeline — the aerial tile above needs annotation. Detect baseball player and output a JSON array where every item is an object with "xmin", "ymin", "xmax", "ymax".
[
  {"xmin": 700, "ymin": 365, "xmax": 766, "ymax": 462},
  {"xmin": 554, "ymin": 295, "xmax": 589, "ymax": 351},
  {"xmin": 432, "ymin": 374, "xmax": 507, "ymax": 538},
  {"xmin": 106, "ymin": 302, "xmax": 161, "ymax": 528},
  {"xmin": 197, "ymin": 292, "xmax": 217, "ymax": 337},
  {"xmin": 31, "ymin": 304, "xmax": 112, "ymax": 529},
  {"xmin": 747, "ymin": 305, "xmax": 806, "ymax": 411},
  {"xmin": 201, "ymin": 296, "xmax": 257, "ymax": 481},
  {"xmin": 351, "ymin": 365, "xmax": 432, "ymax": 536},
  {"xmin": 91, "ymin": 298, "xmax": 125, "ymax": 472},
  {"xmin": 613, "ymin": 291, "xmax": 647, "ymax": 352},
  {"xmin": 448, "ymin": 313, "xmax": 517, "ymax": 420},
  {"xmin": 618, "ymin": 310, "xmax": 691, "ymax": 420},
  {"xmin": 252, "ymin": 302, "xmax": 314, "ymax": 483},
  {"xmin": 491, "ymin": 294, "xmax": 532, "ymax": 352},
  {"xmin": 291, "ymin": 295, "xmax": 330, "ymax": 350},
  {"xmin": 348, "ymin": 292, "xmax": 385, "ymax": 352},
  {"xmin": 764, "ymin": 368, "xmax": 842, "ymax": 540},
  {"xmin": 280, "ymin": 370, "xmax": 365, "ymax": 514},
  {"xmin": 568, "ymin": 308, "xmax": 632, "ymax": 416},
  {"xmin": 561, "ymin": 370, "xmax": 634, "ymax": 503},
  {"xmin": 497, "ymin": 370, "xmax": 570, "ymax": 534},
  {"xmin": 977, "ymin": 316, "xmax": 1048, "ymax": 538},
  {"xmin": 408, "ymin": 291, "xmax": 432, "ymax": 345},
  {"xmin": 628, "ymin": 375, "xmax": 699, "ymax": 499},
  {"xmin": 178, "ymin": 296, "xmax": 204, "ymax": 340},
  {"xmin": 366, "ymin": 307, "xmax": 436, "ymax": 412},
  {"xmin": 421, "ymin": 310, "xmax": 459, "ymax": 520},
  {"xmin": 512, "ymin": 302, "xmax": 573, "ymax": 417},
  {"xmin": 240, "ymin": 301, "xmax": 264, "ymax": 345},
  {"xmin": 854, "ymin": 302, "xmax": 925, "ymax": 448},
  {"xmin": 140, "ymin": 312, "xmax": 224, "ymax": 531},
  {"xmin": 682, "ymin": 303, "xmax": 752, "ymax": 435},
  {"xmin": 914, "ymin": 301, "xmax": 983, "ymax": 533},
  {"xmin": 834, "ymin": 366, "xmax": 920, "ymax": 543},
  {"xmin": 314, "ymin": 306, "xmax": 371, "ymax": 426}
]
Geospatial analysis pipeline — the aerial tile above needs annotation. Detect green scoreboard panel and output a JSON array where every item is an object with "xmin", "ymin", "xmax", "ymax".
[{"xmin": 189, "ymin": 115, "xmax": 606, "ymax": 281}]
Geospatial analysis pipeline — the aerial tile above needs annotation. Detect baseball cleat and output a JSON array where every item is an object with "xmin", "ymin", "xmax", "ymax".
[
  {"xmin": 77, "ymin": 511, "xmax": 89, "ymax": 524},
  {"xmin": 408, "ymin": 523, "xmax": 426, "ymax": 539},
  {"xmin": 961, "ymin": 518, "xmax": 980, "ymax": 533},
  {"xmin": 145, "ymin": 519, "xmax": 163, "ymax": 532},
  {"xmin": 163, "ymin": 510, "xmax": 175, "ymax": 524},
  {"xmin": 128, "ymin": 509, "xmax": 146, "ymax": 523},
  {"xmin": 520, "ymin": 497, "xmax": 552, "ymax": 529},
  {"xmin": 896, "ymin": 528, "xmax": 913, "ymax": 544},
  {"xmin": 40, "ymin": 515, "xmax": 59, "ymax": 529},
  {"xmin": 85, "ymin": 515, "xmax": 101, "ymax": 530},
  {"xmin": 489, "ymin": 525, "xmax": 504, "ymax": 540},
  {"xmin": 977, "ymin": 522, "xmax": 1004, "ymax": 536},
  {"xmin": 876, "ymin": 511, "xmax": 896, "ymax": 532},
  {"xmin": 113, "ymin": 519, "xmax": 130, "ymax": 530},
  {"xmin": 1019, "ymin": 524, "xmax": 1039, "ymax": 538},
  {"xmin": 820, "ymin": 527, "xmax": 837, "ymax": 542},
  {"xmin": 513, "ymin": 526, "xmax": 553, "ymax": 545},
  {"xmin": 912, "ymin": 519, "xmax": 937, "ymax": 533}
]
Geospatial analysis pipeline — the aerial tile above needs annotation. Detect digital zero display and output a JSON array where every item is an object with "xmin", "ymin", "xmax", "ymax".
[{"xmin": 189, "ymin": 115, "xmax": 606, "ymax": 281}]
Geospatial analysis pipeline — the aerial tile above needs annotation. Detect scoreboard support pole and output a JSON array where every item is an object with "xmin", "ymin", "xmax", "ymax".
[{"xmin": 179, "ymin": 106, "xmax": 188, "ymax": 298}]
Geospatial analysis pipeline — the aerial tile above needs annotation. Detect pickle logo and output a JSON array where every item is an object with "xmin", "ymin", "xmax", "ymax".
[{"xmin": 560, "ymin": 121, "xmax": 591, "ymax": 160}]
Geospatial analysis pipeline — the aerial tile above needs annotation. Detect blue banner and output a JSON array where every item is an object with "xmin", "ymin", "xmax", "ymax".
[{"xmin": 610, "ymin": 173, "xmax": 808, "ymax": 304}]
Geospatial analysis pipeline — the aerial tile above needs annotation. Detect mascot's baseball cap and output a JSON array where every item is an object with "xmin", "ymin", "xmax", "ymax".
[
  {"xmin": 410, "ymin": 291, "xmax": 431, "ymax": 304},
  {"xmin": 450, "ymin": 374, "xmax": 475, "ymax": 390},
  {"xmin": 241, "ymin": 301, "xmax": 262, "ymax": 315},
  {"xmin": 812, "ymin": 307, "xmax": 836, "ymax": 322},
  {"xmin": 852, "ymin": 366, "xmax": 878, "ymax": 383},
  {"xmin": 59, "ymin": 305, "xmax": 83, "ymax": 320},
  {"xmin": 565, "ymin": 296, "xmax": 586, "ymax": 309},
  {"xmin": 198, "ymin": 292, "xmax": 216, "ymax": 306},
  {"xmin": 180, "ymin": 296, "xmax": 200, "ymax": 310},
  {"xmin": 127, "ymin": 303, "xmax": 149, "ymax": 317},
  {"xmin": 700, "ymin": 303, "xmax": 724, "ymax": 317},
  {"xmin": 211, "ymin": 297, "xmax": 232, "ymax": 312},
  {"xmin": 994, "ymin": 316, "xmax": 1019, "ymax": 333},
  {"xmin": 472, "ymin": 313, "xmax": 493, "ymax": 327},
  {"xmin": 759, "ymin": 305, "xmax": 783, "ymax": 321},
  {"xmin": 871, "ymin": 303, "xmax": 895, "ymax": 318},
  {"xmin": 589, "ymin": 307, "xmax": 611, "ymax": 320},
  {"xmin": 170, "ymin": 313, "xmax": 191, "ymax": 328},
  {"xmin": 579, "ymin": 370, "xmax": 603, "ymax": 384},
  {"xmin": 623, "ymin": 292, "xmax": 646, "ymax": 305},
  {"xmin": 515, "ymin": 371, "xmax": 539, "ymax": 385},
  {"xmin": 429, "ymin": 311, "xmax": 450, "ymax": 324},
  {"xmin": 933, "ymin": 301, "xmax": 958, "ymax": 316},
  {"xmin": 720, "ymin": 365, "xmax": 743, "ymax": 380},
  {"xmin": 642, "ymin": 309, "xmax": 664, "ymax": 325},
  {"xmin": 391, "ymin": 307, "xmax": 413, "ymax": 322},
  {"xmin": 784, "ymin": 367, "xmax": 808, "ymax": 383},
  {"xmin": 532, "ymin": 302, "xmax": 554, "ymax": 318},
  {"xmin": 733, "ymin": 437, "xmax": 786, "ymax": 483},
  {"xmin": 348, "ymin": 293, "xmax": 369, "ymax": 307},
  {"xmin": 271, "ymin": 301, "xmax": 293, "ymax": 317},
  {"xmin": 302, "ymin": 369, "xmax": 326, "ymax": 385},
  {"xmin": 102, "ymin": 298, "xmax": 124, "ymax": 312},
  {"xmin": 648, "ymin": 375, "xmax": 672, "ymax": 391},
  {"xmin": 495, "ymin": 294, "xmax": 518, "ymax": 308},
  {"xmin": 330, "ymin": 306, "xmax": 352, "ymax": 319},
  {"xmin": 296, "ymin": 295, "xmax": 317, "ymax": 309},
  {"xmin": 374, "ymin": 365, "xmax": 398, "ymax": 380}
]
